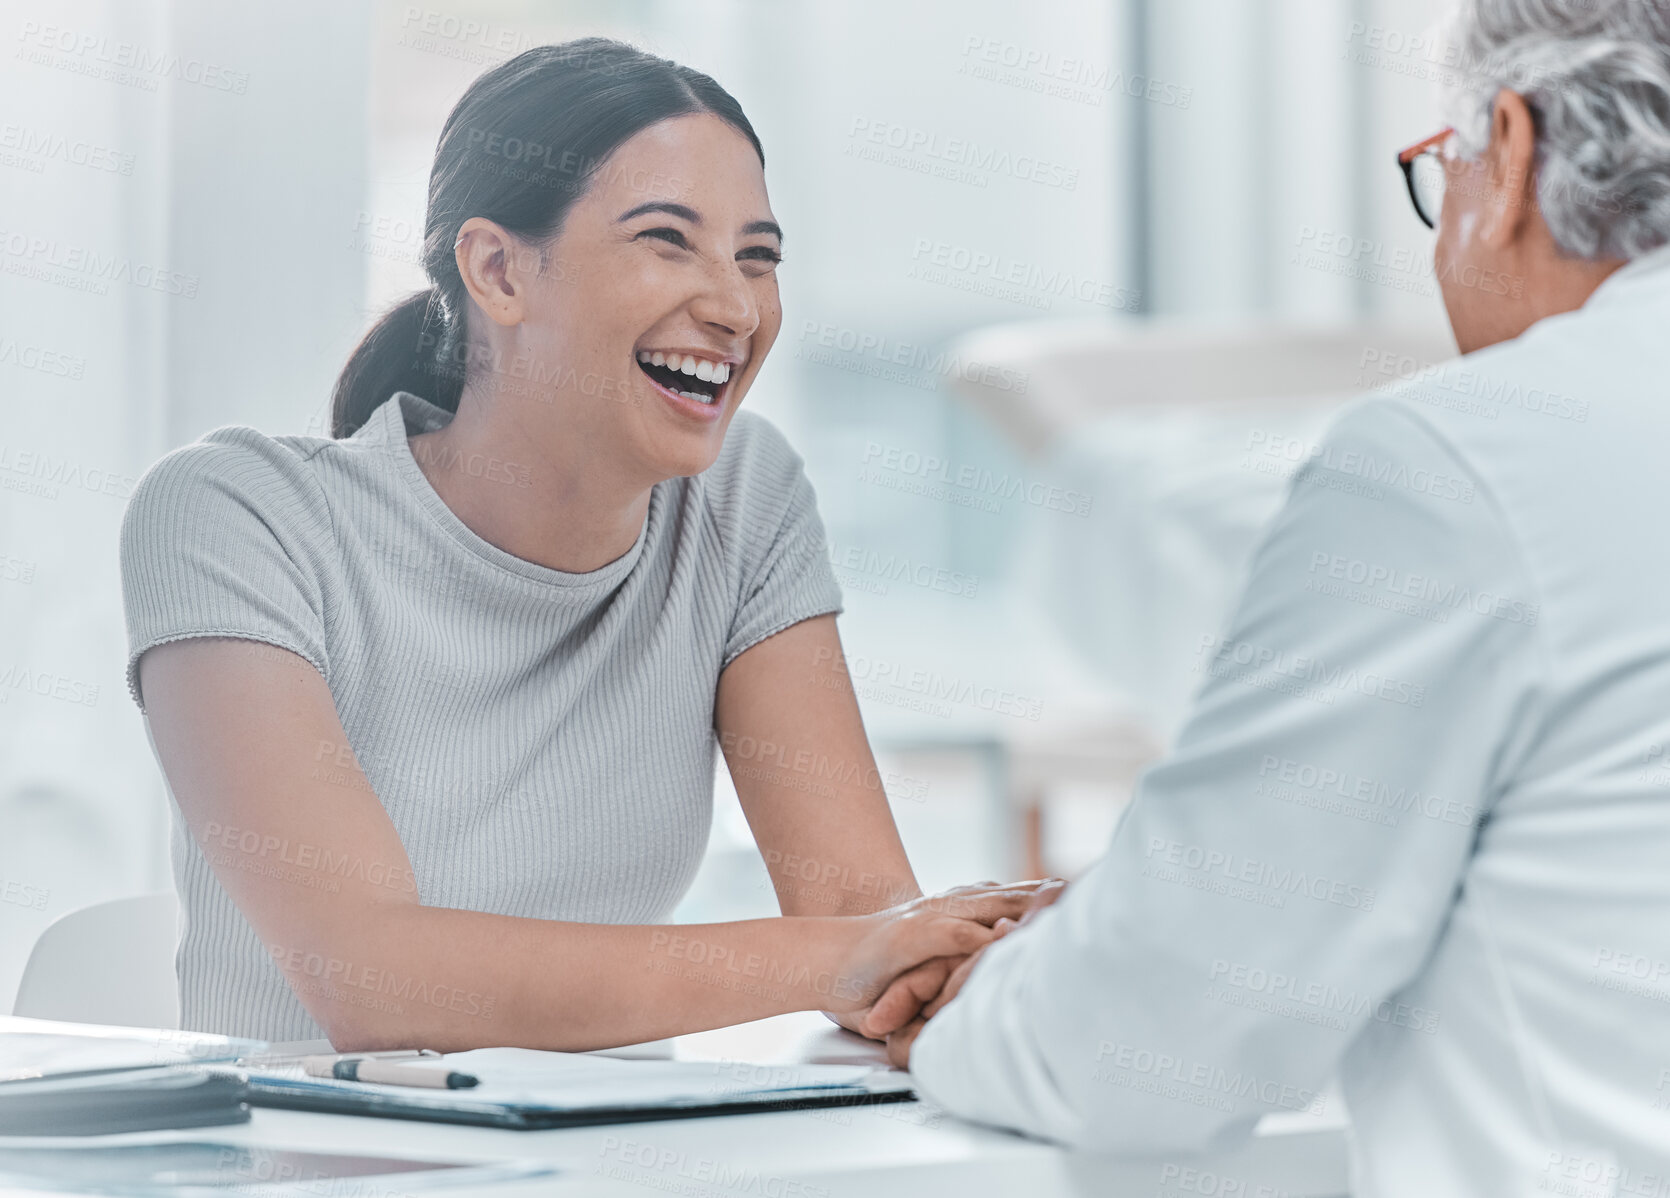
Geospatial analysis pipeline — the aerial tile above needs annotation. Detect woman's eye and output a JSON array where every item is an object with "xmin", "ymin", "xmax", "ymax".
[
  {"xmin": 637, "ymin": 227, "xmax": 690, "ymax": 249},
  {"xmin": 738, "ymin": 246, "xmax": 783, "ymax": 271}
]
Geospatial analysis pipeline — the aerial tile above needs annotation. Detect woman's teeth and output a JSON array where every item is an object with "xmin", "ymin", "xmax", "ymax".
[
  {"xmin": 637, "ymin": 351, "xmax": 731, "ymax": 385},
  {"xmin": 635, "ymin": 350, "xmax": 732, "ymax": 406}
]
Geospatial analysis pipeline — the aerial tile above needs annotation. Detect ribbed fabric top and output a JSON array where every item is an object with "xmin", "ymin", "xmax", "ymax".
[{"xmin": 118, "ymin": 391, "xmax": 843, "ymax": 1041}]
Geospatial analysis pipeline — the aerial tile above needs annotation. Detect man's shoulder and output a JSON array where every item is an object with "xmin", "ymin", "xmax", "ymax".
[
  {"xmin": 1313, "ymin": 320, "xmax": 1595, "ymax": 508},
  {"xmin": 1295, "ymin": 387, "xmax": 1488, "ymax": 513},
  {"xmin": 1377, "ymin": 326, "xmax": 1591, "ymax": 443}
]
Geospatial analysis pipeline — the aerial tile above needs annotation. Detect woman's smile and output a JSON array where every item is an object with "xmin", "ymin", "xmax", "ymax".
[{"xmin": 633, "ymin": 346, "xmax": 743, "ymax": 420}]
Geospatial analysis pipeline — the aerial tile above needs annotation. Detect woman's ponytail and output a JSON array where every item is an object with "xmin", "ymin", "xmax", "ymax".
[
  {"xmin": 329, "ymin": 287, "xmax": 463, "ymax": 438},
  {"xmin": 326, "ymin": 38, "xmax": 764, "ymax": 439}
]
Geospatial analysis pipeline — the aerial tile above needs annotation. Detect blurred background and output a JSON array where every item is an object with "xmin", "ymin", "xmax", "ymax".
[{"xmin": 0, "ymin": 0, "xmax": 1459, "ymax": 1010}]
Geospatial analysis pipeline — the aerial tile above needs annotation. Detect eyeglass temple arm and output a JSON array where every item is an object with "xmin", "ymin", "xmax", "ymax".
[{"xmin": 1397, "ymin": 126, "xmax": 1455, "ymax": 164}]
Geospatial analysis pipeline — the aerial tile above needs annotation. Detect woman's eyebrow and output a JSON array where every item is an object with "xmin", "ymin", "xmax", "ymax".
[
  {"xmin": 615, "ymin": 201, "xmax": 782, "ymax": 244},
  {"xmin": 617, "ymin": 200, "xmax": 699, "ymax": 223}
]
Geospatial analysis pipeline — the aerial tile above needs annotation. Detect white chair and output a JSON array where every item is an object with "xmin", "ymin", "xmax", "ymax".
[
  {"xmin": 13, "ymin": 892, "xmax": 181, "ymax": 1029},
  {"xmin": 944, "ymin": 317, "xmax": 1457, "ymax": 459}
]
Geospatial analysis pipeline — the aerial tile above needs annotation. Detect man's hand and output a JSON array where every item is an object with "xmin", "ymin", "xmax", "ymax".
[
  {"xmin": 884, "ymin": 878, "xmax": 1069, "ymax": 1067},
  {"xmin": 883, "ymin": 929, "xmax": 999, "ymax": 1066},
  {"xmin": 828, "ymin": 955, "xmax": 960, "ymax": 1039}
]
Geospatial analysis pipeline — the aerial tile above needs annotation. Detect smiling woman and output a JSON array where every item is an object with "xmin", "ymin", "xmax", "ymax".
[{"xmin": 116, "ymin": 38, "xmax": 1040, "ymax": 1051}]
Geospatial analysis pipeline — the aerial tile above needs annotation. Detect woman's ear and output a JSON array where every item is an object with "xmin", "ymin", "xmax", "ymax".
[
  {"xmin": 454, "ymin": 217, "xmax": 532, "ymax": 329},
  {"xmin": 1480, "ymin": 88, "xmax": 1540, "ymax": 250}
]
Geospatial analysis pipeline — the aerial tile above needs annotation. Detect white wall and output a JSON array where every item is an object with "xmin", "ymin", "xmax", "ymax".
[
  {"xmin": 0, "ymin": 0, "xmax": 369, "ymax": 1010},
  {"xmin": 0, "ymin": 0, "xmax": 1469, "ymax": 1000}
]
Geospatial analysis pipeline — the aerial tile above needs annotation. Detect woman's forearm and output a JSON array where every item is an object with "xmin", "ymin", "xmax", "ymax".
[
  {"xmin": 767, "ymin": 854, "xmax": 922, "ymax": 917},
  {"xmin": 296, "ymin": 902, "xmax": 867, "ymax": 1052},
  {"xmin": 141, "ymin": 623, "xmax": 1027, "ymax": 1057}
]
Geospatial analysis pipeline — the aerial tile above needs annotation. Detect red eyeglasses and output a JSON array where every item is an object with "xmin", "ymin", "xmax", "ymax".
[{"xmin": 1397, "ymin": 127, "xmax": 1456, "ymax": 230}]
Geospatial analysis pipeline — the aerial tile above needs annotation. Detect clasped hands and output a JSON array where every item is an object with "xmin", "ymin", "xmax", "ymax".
[{"xmin": 825, "ymin": 878, "xmax": 1068, "ymax": 1069}]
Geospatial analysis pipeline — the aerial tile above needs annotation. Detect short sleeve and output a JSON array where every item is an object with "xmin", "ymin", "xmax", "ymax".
[
  {"xmin": 119, "ymin": 431, "xmax": 334, "ymax": 714},
  {"xmin": 709, "ymin": 413, "xmax": 844, "ymax": 667}
]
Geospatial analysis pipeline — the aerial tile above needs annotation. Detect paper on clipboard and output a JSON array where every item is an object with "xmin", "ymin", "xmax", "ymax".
[
  {"xmin": 251, "ymin": 1046, "xmax": 910, "ymax": 1109},
  {"xmin": 241, "ymin": 1045, "xmax": 914, "ymax": 1129}
]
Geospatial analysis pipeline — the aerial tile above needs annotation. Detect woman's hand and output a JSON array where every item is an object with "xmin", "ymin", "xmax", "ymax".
[
  {"xmin": 883, "ymin": 879, "xmax": 1069, "ymax": 1066},
  {"xmin": 824, "ymin": 882, "xmax": 1053, "ymax": 1032}
]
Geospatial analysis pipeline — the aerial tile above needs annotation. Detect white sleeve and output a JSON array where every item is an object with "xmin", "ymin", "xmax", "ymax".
[{"xmin": 909, "ymin": 399, "xmax": 1545, "ymax": 1153}]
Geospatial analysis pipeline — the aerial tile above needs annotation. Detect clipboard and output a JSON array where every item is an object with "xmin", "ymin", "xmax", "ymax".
[
  {"xmin": 242, "ymin": 1049, "xmax": 918, "ymax": 1130},
  {"xmin": 243, "ymin": 1078, "xmax": 915, "ymax": 1129}
]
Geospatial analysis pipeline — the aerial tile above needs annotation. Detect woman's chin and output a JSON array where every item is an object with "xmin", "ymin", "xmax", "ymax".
[
  {"xmin": 625, "ymin": 371, "xmax": 744, "ymax": 479},
  {"xmin": 645, "ymin": 427, "xmax": 730, "ymax": 480}
]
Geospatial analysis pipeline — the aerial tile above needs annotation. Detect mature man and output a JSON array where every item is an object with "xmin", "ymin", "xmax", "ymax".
[{"xmin": 889, "ymin": 1, "xmax": 1670, "ymax": 1192}]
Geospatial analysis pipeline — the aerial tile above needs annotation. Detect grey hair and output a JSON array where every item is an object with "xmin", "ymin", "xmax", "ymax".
[{"xmin": 1441, "ymin": 0, "xmax": 1670, "ymax": 260}]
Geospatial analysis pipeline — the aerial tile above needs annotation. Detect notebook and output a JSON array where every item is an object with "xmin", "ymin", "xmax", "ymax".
[
  {"xmin": 0, "ymin": 1068, "xmax": 251, "ymax": 1136},
  {"xmin": 0, "ymin": 1017, "xmax": 263, "ymax": 1136}
]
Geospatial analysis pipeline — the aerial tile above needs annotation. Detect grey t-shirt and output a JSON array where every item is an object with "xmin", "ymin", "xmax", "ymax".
[{"xmin": 119, "ymin": 391, "xmax": 844, "ymax": 1040}]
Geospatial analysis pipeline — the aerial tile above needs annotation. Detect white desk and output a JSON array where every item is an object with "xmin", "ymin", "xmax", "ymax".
[{"xmin": 14, "ymin": 1014, "xmax": 1351, "ymax": 1197}]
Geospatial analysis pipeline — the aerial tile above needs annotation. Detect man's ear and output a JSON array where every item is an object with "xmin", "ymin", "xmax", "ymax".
[{"xmin": 1480, "ymin": 88, "xmax": 1539, "ymax": 249}]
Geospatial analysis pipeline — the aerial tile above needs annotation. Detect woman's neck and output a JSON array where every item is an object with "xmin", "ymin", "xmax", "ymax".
[{"xmin": 409, "ymin": 399, "xmax": 651, "ymax": 575}]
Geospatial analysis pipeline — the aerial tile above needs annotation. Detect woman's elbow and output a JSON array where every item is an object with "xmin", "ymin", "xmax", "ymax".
[{"xmin": 318, "ymin": 1012, "xmax": 412, "ymax": 1053}]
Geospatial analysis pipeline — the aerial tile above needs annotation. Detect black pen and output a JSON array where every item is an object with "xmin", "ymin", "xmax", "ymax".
[{"xmin": 301, "ymin": 1053, "xmax": 479, "ymax": 1089}]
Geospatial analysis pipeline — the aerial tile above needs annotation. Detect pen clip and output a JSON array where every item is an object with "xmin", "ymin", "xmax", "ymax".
[{"xmin": 282, "ymin": 1048, "xmax": 443, "ymax": 1071}]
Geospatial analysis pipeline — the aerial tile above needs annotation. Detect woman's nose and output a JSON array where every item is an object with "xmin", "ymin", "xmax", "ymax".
[{"xmin": 688, "ymin": 261, "xmax": 759, "ymax": 338}]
